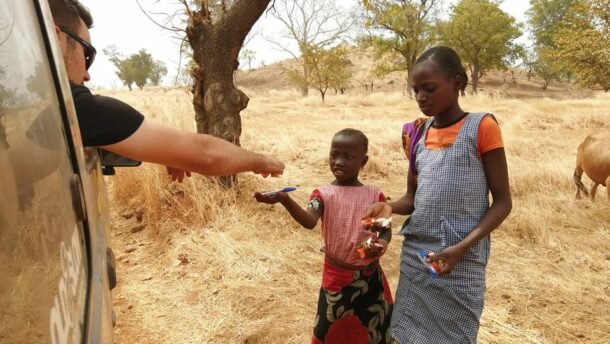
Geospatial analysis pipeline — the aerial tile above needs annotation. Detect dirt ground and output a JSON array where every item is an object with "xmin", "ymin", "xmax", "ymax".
[{"xmin": 103, "ymin": 85, "xmax": 609, "ymax": 343}]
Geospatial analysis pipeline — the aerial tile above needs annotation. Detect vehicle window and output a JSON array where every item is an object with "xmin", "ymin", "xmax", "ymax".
[{"xmin": 0, "ymin": 1, "xmax": 88, "ymax": 344}]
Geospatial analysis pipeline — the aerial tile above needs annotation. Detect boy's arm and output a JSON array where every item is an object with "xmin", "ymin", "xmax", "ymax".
[
  {"xmin": 280, "ymin": 195, "xmax": 320, "ymax": 230},
  {"xmin": 254, "ymin": 192, "xmax": 320, "ymax": 230}
]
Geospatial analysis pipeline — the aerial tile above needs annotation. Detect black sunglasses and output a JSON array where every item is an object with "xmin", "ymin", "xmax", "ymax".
[{"xmin": 59, "ymin": 27, "xmax": 96, "ymax": 70}]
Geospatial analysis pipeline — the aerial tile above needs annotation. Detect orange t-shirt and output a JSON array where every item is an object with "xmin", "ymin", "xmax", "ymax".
[{"xmin": 425, "ymin": 115, "xmax": 504, "ymax": 155}]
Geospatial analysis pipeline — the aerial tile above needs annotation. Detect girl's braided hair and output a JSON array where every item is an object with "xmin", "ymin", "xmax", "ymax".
[{"xmin": 416, "ymin": 46, "xmax": 468, "ymax": 95}]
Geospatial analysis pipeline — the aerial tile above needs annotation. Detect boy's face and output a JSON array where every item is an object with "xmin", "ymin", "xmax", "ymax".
[
  {"xmin": 329, "ymin": 135, "xmax": 368, "ymax": 182},
  {"xmin": 411, "ymin": 61, "xmax": 460, "ymax": 117}
]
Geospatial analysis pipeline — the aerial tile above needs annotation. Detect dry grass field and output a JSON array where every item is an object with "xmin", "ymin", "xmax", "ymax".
[{"xmin": 101, "ymin": 82, "xmax": 609, "ymax": 343}]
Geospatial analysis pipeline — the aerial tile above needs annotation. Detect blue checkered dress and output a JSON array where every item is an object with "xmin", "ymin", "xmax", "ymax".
[{"xmin": 392, "ymin": 113, "xmax": 491, "ymax": 344}]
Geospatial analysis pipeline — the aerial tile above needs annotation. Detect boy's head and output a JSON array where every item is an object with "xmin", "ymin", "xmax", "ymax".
[
  {"xmin": 411, "ymin": 46, "xmax": 468, "ymax": 116},
  {"xmin": 329, "ymin": 129, "xmax": 369, "ymax": 183}
]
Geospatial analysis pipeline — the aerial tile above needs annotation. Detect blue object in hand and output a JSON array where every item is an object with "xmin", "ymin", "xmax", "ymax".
[
  {"xmin": 416, "ymin": 249, "xmax": 438, "ymax": 278},
  {"xmin": 260, "ymin": 187, "xmax": 297, "ymax": 196}
]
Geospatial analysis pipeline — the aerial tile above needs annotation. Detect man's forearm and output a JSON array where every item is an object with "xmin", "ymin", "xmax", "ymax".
[
  {"xmin": 102, "ymin": 119, "xmax": 281, "ymax": 177},
  {"xmin": 190, "ymin": 134, "xmax": 266, "ymax": 176}
]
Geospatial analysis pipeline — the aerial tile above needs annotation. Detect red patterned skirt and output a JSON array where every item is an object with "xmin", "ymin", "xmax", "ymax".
[{"xmin": 311, "ymin": 259, "xmax": 393, "ymax": 344}]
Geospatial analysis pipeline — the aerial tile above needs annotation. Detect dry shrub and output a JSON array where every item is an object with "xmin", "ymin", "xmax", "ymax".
[{"xmin": 103, "ymin": 87, "xmax": 609, "ymax": 344}]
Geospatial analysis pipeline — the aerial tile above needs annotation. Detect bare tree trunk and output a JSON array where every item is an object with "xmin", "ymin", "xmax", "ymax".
[
  {"xmin": 471, "ymin": 63, "xmax": 480, "ymax": 94},
  {"xmin": 186, "ymin": 0, "xmax": 270, "ymax": 186},
  {"xmin": 301, "ymin": 63, "xmax": 309, "ymax": 96},
  {"xmin": 406, "ymin": 67, "xmax": 414, "ymax": 96}
]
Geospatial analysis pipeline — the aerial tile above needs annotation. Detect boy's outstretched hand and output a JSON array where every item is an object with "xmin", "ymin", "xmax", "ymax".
[
  {"xmin": 365, "ymin": 238, "xmax": 388, "ymax": 258},
  {"xmin": 358, "ymin": 237, "xmax": 388, "ymax": 258},
  {"xmin": 254, "ymin": 191, "xmax": 288, "ymax": 204}
]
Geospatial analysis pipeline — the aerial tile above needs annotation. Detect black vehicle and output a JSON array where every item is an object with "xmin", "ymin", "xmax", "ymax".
[{"xmin": 0, "ymin": 1, "xmax": 136, "ymax": 343}]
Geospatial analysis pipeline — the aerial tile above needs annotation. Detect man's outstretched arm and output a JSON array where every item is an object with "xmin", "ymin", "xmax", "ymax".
[{"xmin": 100, "ymin": 118, "xmax": 284, "ymax": 177}]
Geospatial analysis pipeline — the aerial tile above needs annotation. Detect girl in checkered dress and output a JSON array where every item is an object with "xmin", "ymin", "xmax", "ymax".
[
  {"xmin": 365, "ymin": 46, "xmax": 512, "ymax": 343},
  {"xmin": 255, "ymin": 129, "xmax": 394, "ymax": 344}
]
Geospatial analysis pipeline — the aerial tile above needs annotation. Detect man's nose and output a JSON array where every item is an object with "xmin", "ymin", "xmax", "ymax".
[{"xmin": 84, "ymin": 71, "xmax": 90, "ymax": 82}]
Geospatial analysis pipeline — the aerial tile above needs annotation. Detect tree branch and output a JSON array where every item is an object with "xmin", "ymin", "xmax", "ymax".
[{"xmin": 135, "ymin": 0, "xmax": 185, "ymax": 33}]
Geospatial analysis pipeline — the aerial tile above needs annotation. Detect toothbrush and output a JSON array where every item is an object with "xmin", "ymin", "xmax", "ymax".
[
  {"xmin": 259, "ymin": 187, "xmax": 297, "ymax": 196},
  {"xmin": 416, "ymin": 249, "xmax": 439, "ymax": 278}
]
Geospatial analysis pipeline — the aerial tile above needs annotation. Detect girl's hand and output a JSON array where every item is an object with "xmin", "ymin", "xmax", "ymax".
[
  {"xmin": 254, "ymin": 191, "xmax": 288, "ymax": 204},
  {"xmin": 363, "ymin": 202, "xmax": 392, "ymax": 220},
  {"xmin": 427, "ymin": 244, "xmax": 467, "ymax": 276}
]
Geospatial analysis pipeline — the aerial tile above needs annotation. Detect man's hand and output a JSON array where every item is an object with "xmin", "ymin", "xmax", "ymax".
[
  {"xmin": 166, "ymin": 166, "xmax": 191, "ymax": 183},
  {"xmin": 253, "ymin": 154, "xmax": 285, "ymax": 177}
]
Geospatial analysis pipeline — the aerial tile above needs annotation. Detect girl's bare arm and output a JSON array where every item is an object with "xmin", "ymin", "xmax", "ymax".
[
  {"xmin": 390, "ymin": 171, "xmax": 417, "ymax": 215},
  {"xmin": 457, "ymin": 147, "xmax": 512, "ymax": 251},
  {"xmin": 362, "ymin": 172, "xmax": 417, "ymax": 219}
]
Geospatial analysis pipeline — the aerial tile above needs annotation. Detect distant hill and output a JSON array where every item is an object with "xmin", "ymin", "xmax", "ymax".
[{"xmin": 235, "ymin": 45, "xmax": 593, "ymax": 99}]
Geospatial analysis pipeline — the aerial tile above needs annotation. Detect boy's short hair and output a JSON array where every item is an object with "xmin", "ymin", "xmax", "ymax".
[
  {"xmin": 49, "ymin": 0, "xmax": 93, "ymax": 32},
  {"xmin": 333, "ymin": 128, "xmax": 368, "ymax": 154}
]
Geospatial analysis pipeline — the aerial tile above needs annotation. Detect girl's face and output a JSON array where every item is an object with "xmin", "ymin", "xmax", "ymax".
[
  {"xmin": 411, "ymin": 61, "xmax": 461, "ymax": 117},
  {"xmin": 329, "ymin": 135, "xmax": 368, "ymax": 184}
]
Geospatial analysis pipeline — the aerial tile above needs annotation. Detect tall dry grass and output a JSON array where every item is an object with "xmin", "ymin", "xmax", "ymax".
[{"xmin": 104, "ymin": 87, "xmax": 609, "ymax": 344}]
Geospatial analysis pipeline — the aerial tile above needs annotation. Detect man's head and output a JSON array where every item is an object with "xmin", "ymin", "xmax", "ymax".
[{"xmin": 49, "ymin": 0, "xmax": 95, "ymax": 85}]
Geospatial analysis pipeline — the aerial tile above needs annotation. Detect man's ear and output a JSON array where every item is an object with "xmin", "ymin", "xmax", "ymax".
[{"xmin": 362, "ymin": 155, "xmax": 369, "ymax": 168}]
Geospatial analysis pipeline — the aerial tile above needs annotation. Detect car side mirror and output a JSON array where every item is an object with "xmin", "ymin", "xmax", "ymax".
[{"xmin": 98, "ymin": 149, "xmax": 141, "ymax": 175}]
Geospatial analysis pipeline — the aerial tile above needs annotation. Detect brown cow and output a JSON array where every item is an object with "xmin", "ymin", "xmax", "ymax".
[{"xmin": 574, "ymin": 132, "xmax": 610, "ymax": 200}]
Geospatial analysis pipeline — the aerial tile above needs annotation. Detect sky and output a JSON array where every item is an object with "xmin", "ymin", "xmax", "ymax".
[{"xmin": 81, "ymin": 0, "xmax": 532, "ymax": 89}]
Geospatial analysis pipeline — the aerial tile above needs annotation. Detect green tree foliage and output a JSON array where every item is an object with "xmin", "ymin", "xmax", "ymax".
[
  {"xmin": 270, "ymin": 0, "xmax": 353, "ymax": 96},
  {"xmin": 550, "ymin": 0, "xmax": 610, "ymax": 91},
  {"xmin": 437, "ymin": 0, "xmax": 522, "ymax": 93},
  {"xmin": 286, "ymin": 45, "xmax": 353, "ymax": 101},
  {"xmin": 130, "ymin": 49, "xmax": 154, "ymax": 90},
  {"xmin": 526, "ymin": 0, "xmax": 574, "ymax": 88},
  {"xmin": 103, "ymin": 46, "xmax": 167, "ymax": 90},
  {"xmin": 149, "ymin": 61, "xmax": 168, "ymax": 86},
  {"xmin": 527, "ymin": 0, "xmax": 574, "ymax": 47},
  {"xmin": 360, "ymin": 0, "xmax": 440, "ymax": 94},
  {"xmin": 104, "ymin": 45, "xmax": 135, "ymax": 90},
  {"xmin": 523, "ymin": 48, "xmax": 560, "ymax": 89}
]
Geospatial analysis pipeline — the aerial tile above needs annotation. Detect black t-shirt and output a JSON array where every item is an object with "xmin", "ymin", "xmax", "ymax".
[{"xmin": 71, "ymin": 84, "xmax": 144, "ymax": 146}]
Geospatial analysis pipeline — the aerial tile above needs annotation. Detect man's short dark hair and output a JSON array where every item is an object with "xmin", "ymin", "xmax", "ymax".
[
  {"xmin": 333, "ymin": 128, "xmax": 369, "ymax": 154},
  {"xmin": 49, "ymin": 0, "xmax": 93, "ymax": 32}
]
